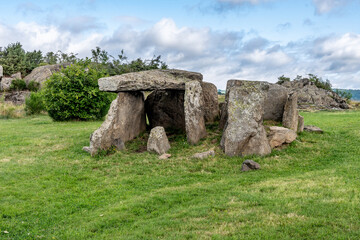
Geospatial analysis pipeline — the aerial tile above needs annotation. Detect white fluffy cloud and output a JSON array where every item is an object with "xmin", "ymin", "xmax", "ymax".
[{"xmin": 312, "ymin": 0, "xmax": 352, "ymax": 14}]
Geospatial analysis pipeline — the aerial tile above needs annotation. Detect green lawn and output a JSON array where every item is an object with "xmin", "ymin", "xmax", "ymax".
[{"xmin": 1, "ymin": 111, "xmax": 360, "ymax": 239}]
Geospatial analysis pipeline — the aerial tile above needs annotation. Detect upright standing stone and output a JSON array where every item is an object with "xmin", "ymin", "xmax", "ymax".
[
  {"xmin": 201, "ymin": 82, "xmax": 219, "ymax": 123},
  {"xmin": 184, "ymin": 81, "xmax": 207, "ymax": 145},
  {"xmin": 147, "ymin": 126, "xmax": 171, "ymax": 155},
  {"xmin": 297, "ymin": 115, "xmax": 304, "ymax": 133},
  {"xmin": 84, "ymin": 92, "xmax": 146, "ymax": 156},
  {"xmin": 282, "ymin": 92, "xmax": 299, "ymax": 131},
  {"xmin": 145, "ymin": 90, "xmax": 185, "ymax": 131},
  {"xmin": 220, "ymin": 82, "xmax": 271, "ymax": 157}
]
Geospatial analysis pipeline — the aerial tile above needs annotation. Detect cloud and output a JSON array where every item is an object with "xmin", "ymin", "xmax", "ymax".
[
  {"xmin": 312, "ymin": 0, "xmax": 352, "ymax": 14},
  {"xmin": 59, "ymin": 16, "xmax": 105, "ymax": 34}
]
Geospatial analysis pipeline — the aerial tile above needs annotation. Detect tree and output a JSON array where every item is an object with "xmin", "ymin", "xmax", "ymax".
[
  {"xmin": 0, "ymin": 42, "xmax": 27, "ymax": 76},
  {"xmin": 276, "ymin": 75, "xmax": 290, "ymax": 84}
]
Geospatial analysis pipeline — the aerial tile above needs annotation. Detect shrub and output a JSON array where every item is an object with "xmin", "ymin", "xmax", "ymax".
[
  {"xmin": 27, "ymin": 81, "xmax": 41, "ymax": 92},
  {"xmin": 42, "ymin": 60, "xmax": 113, "ymax": 121},
  {"xmin": 10, "ymin": 79, "xmax": 27, "ymax": 91},
  {"xmin": 334, "ymin": 89, "xmax": 352, "ymax": 102},
  {"xmin": 276, "ymin": 75, "xmax": 290, "ymax": 85},
  {"xmin": 25, "ymin": 92, "xmax": 45, "ymax": 115}
]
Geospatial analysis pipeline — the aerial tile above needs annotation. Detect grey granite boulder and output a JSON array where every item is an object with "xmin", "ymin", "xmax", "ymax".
[
  {"xmin": 145, "ymin": 90, "xmax": 185, "ymax": 131},
  {"xmin": 84, "ymin": 92, "xmax": 146, "ymax": 156},
  {"xmin": 11, "ymin": 72, "xmax": 22, "ymax": 79},
  {"xmin": 184, "ymin": 81, "xmax": 207, "ymax": 145},
  {"xmin": 282, "ymin": 92, "xmax": 299, "ymax": 131},
  {"xmin": 241, "ymin": 160, "xmax": 261, "ymax": 172},
  {"xmin": 147, "ymin": 126, "xmax": 171, "ymax": 155},
  {"xmin": 201, "ymin": 82, "xmax": 219, "ymax": 123},
  {"xmin": 304, "ymin": 125, "xmax": 323, "ymax": 133},
  {"xmin": 298, "ymin": 115, "xmax": 304, "ymax": 133},
  {"xmin": 1, "ymin": 77, "xmax": 14, "ymax": 91},
  {"xmin": 99, "ymin": 69, "xmax": 203, "ymax": 92},
  {"xmin": 24, "ymin": 63, "xmax": 70, "ymax": 85},
  {"xmin": 220, "ymin": 81, "xmax": 271, "ymax": 157},
  {"xmin": 267, "ymin": 126, "xmax": 297, "ymax": 149},
  {"xmin": 0, "ymin": 65, "xmax": 3, "ymax": 78}
]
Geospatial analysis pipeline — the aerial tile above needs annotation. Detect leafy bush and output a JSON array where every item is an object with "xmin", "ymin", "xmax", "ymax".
[
  {"xmin": 308, "ymin": 74, "xmax": 332, "ymax": 91},
  {"xmin": 276, "ymin": 75, "xmax": 290, "ymax": 84},
  {"xmin": 10, "ymin": 79, "xmax": 27, "ymax": 91},
  {"xmin": 25, "ymin": 92, "xmax": 45, "ymax": 115},
  {"xmin": 42, "ymin": 60, "xmax": 113, "ymax": 121},
  {"xmin": 27, "ymin": 80, "xmax": 41, "ymax": 92}
]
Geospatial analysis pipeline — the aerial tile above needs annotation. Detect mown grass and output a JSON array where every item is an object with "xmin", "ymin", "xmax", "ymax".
[{"xmin": 1, "ymin": 110, "xmax": 360, "ymax": 239}]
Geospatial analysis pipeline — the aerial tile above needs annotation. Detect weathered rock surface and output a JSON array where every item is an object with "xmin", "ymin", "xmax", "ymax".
[
  {"xmin": 280, "ymin": 78, "xmax": 349, "ymax": 109},
  {"xmin": 304, "ymin": 125, "xmax": 324, "ymax": 133},
  {"xmin": 201, "ymin": 82, "xmax": 219, "ymax": 123},
  {"xmin": 220, "ymin": 82, "xmax": 271, "ymax": 156},
  {"xmin": 145, "ymin": 90, "xmax": 185, "ymax": 131},
  {"xmin": 147, "ymin": 126, "xmax": 171, "ymax": 155},
  {"xmin": 24, "ymin": 63, "xmax": 70, "ymax": 85},
  {"xmin": 282, "ymin": 92, "xmax": 299, "ymax": 131},
  {"xmin": 220, "ymin": 80, "xmax": 289, "ymax": 129},
  {"xmin": 241, "ymin": 160, "xmax": 261, "ymax": 172},
  {"xmin": 99, "ymin": 69, "xmax": 203, "ymax": 92},
  {"xmin": 298, "ymin": 115, "xmax": 304, "ymax": 133},
  {"xmin": 11, "ymin": 72, "xmax": 22, "ymax": 79},
  {"xmin": 0, "ymin": 65, "xmax": 3, "ymax": 78},
  {"xmin": 85, "ymin": 92, "xmax": 146, "ymax": 156},
  {"xmin": 267, "ymin": 126, "xmax": 297, "ymax": 149},
  {"xmin": 0, "ymin": 91, "xmax": 31, "ymax": 105},
  {"xmin": 184, "ymin": 81, "xmax": 207, "ymax": 145},
  {"xmin": 1, "ymin": 77, "xmax": 14, "ymax": 91},
  {"xmin": 192, "ymin": 149, "xmax": 215, "ymax": 159}
]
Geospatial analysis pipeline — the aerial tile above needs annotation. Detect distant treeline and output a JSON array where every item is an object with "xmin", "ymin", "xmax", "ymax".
[{"xmin": 334, "ymin": 89, "xmax": 360, "ymax": 101}]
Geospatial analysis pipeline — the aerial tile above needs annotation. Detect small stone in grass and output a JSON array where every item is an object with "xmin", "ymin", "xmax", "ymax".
[
  {"xmin": 159, "ymin": 153, "xmax": 171, "ymax": 160},
  {"xmin": 241, "ymin": 160, "xmax": 261, "ymax": 172}
]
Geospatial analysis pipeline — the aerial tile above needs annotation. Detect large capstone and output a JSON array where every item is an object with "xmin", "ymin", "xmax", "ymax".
[
  {"xmin": 145, "ymin": 90, "xmax": 185, "ymax": 131},
  {"xmin": 219, "ymin": 80, "xmax": 289, "ymax": 129},
  {"xmin": 184, "ymin": 81, "xmax": 207, "ymax": 145},
  {"xmin": 201, "ymin": 81, "xmax": 219, "ymax": 123},
  {"xmin": 282, "ymin": 92, "xmax": 299, "ymax": 131},
  {"xmin": 99, "ymin": 69, "xmax": 203, "ymax": 92},
  {"xmin": 220, "ymin": 81, "xmax": 271, "ymax": 157},
  {"xmin": 24, "ymin": 63, "xmax": 70, "ymax": 85},
  {"xmin": 147, "ymin": 126, "xmax": 171, "ymax": 155},
  {"xmin": 84, "ymin": 92, "xmax": 146, "ymax": 156}
]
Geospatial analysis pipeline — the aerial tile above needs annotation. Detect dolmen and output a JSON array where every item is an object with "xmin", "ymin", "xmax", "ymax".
[{"xmin": 83, "ymin": 69, "xmax": 219, "ymax": 156}]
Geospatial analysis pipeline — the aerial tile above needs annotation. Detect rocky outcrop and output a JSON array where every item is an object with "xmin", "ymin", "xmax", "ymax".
[
  {"xmin": 24, "ymin": 63, "xmax": 70, "ymax": 85},
  {"xmin": 280, "ymin": 78, "xmax": 349, "ymax": 109},
  {"xmin": 185, "ymin": 81, "xmax": 207, "ymax": 145},
  {"xmin": 220, "ymin": 80, "xmax": 289, "ymax": 129},
  {"xmin": 98, "ymin": 69, "xmax": 203, "ymax": 92},
  {"xmin": 220, "ymin": 81, "xmax": 271, "ymax": 156},
  {"xmin": 241, "ymin": 160, "xmax": 261, "ymax": 172},
  {"xmin": 267, "ymin": 126, "xmax": 297, "ymax": 149},
  {"xmin": 83, "ymin": 92, "xmax": 146, "ymax": 156},
  {"xmin": 0, "ymin": 91, "xmax": 30, "ymax": 105},
  {"xmin": 282, "ymin": 92, "xmax": 299, "ymax": 131},
  {"xmin": 147, "ymin": 126, "xmax": 171, "ymax": 155},
  {"xmin": 145, "ymin": 90, "xmax": 185, "ymax": 131},
  {"xmin": 201, "ymin": 82, "xmax": 219, "ymax": 123}
]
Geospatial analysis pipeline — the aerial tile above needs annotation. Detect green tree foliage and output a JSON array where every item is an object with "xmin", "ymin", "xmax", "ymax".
[
  {"xmin": 276, "ymin": 75, "xmax": 290, "ymax": 84},
  {"xmin": 334, "ymin": 89, "xmax": 352, "ymax": 102},
  {"xmin": 42, "ymin": 60, "xmax": 114, "ymax": 121},
  {"xmin": 25, "ymin": 92, "xmax": 45, "ymax": 115},
  {"xmin": 308, "ymin": 74, "xmax": 332, "ymax": 91},
  {"xmin": 0, "ymin": 42, "xmax": 27, "ymax": 76}
]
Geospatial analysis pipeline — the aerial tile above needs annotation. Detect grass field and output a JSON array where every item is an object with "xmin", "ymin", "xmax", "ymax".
[{"xmin": 1, "ymin": 110, "xmax": 360, "ymax": 239}]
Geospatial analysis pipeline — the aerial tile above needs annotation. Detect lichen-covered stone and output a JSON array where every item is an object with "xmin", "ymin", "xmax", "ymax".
[
  {"xmin": 282, "ymin": 92, "xmax": 299, "ymax": 131},
  {"xmin": 298, "ymin": 115, "xmax": 304, "ymax": 133},
  {"xmin": 99, "ymin": 69, "xmax": 203, "ymax": 92},
  {"xmin": 147, "ymin": 126, "xmax": 171, "ymax": 155},
  {"xmin": 201, "ymin": 82, "xmax": 219, "ymax": 123},
  {"xmin": 84, "ymin": 92, "xmax": 146, "ymax": 156},
  {"xmin": 220, "ymin": 82, "xmax": 271, "ymax": 157},
  {"xmin": 145, "ymin": 90, "xmax": 185, "ymax": 131},
  {"xmin": 267, "ymin": 126, "xmax": 297, "ymax": 149},
  {"xmin": 184, "ymin": 81, "xmax": 207, "ymax": 145}
]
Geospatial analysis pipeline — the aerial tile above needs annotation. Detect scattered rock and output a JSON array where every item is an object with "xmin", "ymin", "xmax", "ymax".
[
  {"xmin": 267, "ymin": 126, "xmax": 297, "ymax": 149},
  {"xmin": 220, "ymin": 81, "xmax": 271, "ymax": 156},
  {"xmin": 282, "ymin": 92, "xmax": 299, "ymax": 131},
  {"xmin": 297, "ymin": 115, "xmax": 304, "ymax": 133},
  {"xmin": 24, "ymin": 63, "xmax": 70, "ymax": 85},
  {"xmin": 84, "ymin": 92, "xmax": 146, "ymax": 156},
  {"xmin": 241, "ymin": 160, "xmax": 261, "ymax": 172},
  {"xmin": 159, "ymin": 153, "xmax": 171, "ymax": 160},
  {"xmin": 0, "ymin": 77, "xmax": 14, "ymax": 91},
  {"xmin": 145, "ymin": 90, "xmax": 185, "ymax": 131},
  {"xmin": 147, "ymin": 126, "xmax": 171, "ymax": 155},
  {"xmin": 184, "ymin": 81, "xmax": 207, "ymax": 145},
  {"xmin": 201, "ymin": 81, "xmax": 219, "ymax": 123},
  {"xmin": 11, "ymin": 72, "xmax": 22, "ymax": 79},
  {"xmin": 98, "ymin": 69, "xmax": 203, "ymax": 92},
  {"xmin": 304, "ymin": 125, "xmax": 324, "ymax": 133},
  {"xmin": 193, "ymin": 149, "xmax": 215, "ymax": 159}
]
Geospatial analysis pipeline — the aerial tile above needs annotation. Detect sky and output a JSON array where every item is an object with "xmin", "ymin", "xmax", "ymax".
[{"xmin": 0, "ymin": 0, "xmax": 360, "ymax": 89}]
